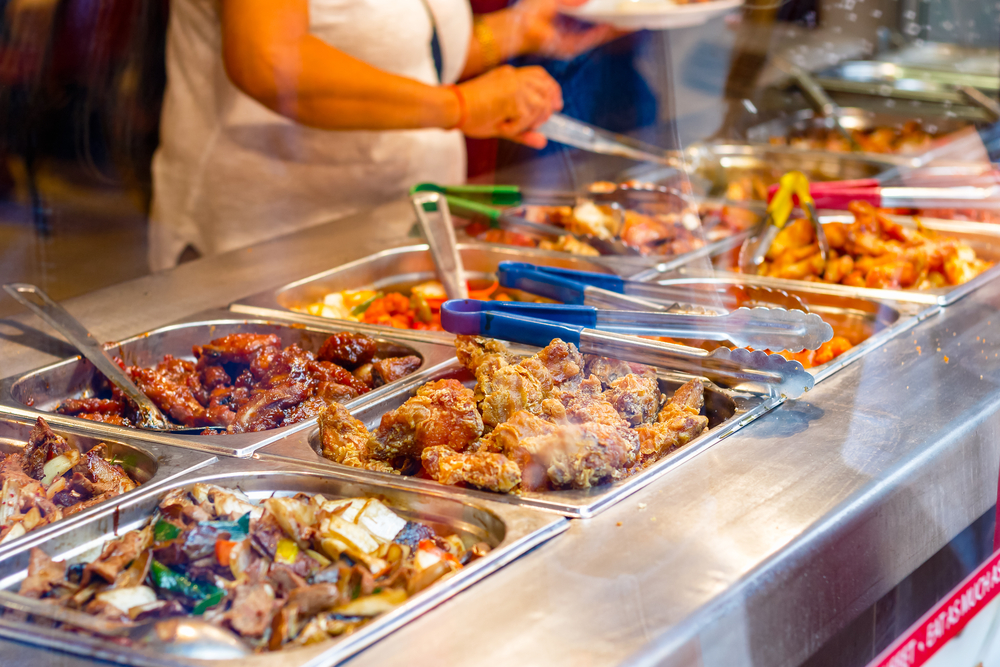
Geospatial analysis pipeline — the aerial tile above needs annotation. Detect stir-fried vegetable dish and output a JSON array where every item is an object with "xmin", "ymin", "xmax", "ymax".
[
  {"xmin": 320, "ymin": 336, "xmax": 710, "ymax": 494},
  {"xmin": 0, "ymin": 418, "xmax": 137, "ymax": 545},
  {"xmin": 14, "ymin": 484, "xmax": 489, "ymax": 651},
  {"xmin": 747, "ymin": 201, "xmax": 993, "ymax": 288},
  {"xmin": 54, "ymin": 332, "xmax": 420, "ymax": 433},
  {"xmin": 294, "ymin": 279, "xmax": 514, "ymax": 331}
]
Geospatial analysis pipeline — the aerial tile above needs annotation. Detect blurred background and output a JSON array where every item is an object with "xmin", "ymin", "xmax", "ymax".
[{"xmin": 0, "ymin": 0, "xmax": 996, "ymax": 315}]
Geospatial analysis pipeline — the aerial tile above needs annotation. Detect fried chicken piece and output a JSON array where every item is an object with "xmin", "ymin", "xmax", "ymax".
[
  {"xmin": 469, "ymin": 337, "xmax": 584, "ymax": 427},
  {"xmin": 193, "ymin": 333, "xmax": 282, "ymax": 369},
  {"xmin": 371, "ymin": 355, "xmax": 422, "ymax": 386},
  {"xmin": 509, "ymin": 421, "xmax": 639, "ymax": 491},
  {"xmin": 317, "ymin": 403, "xmax": 396, "ymax": 473},
  {"xmin": 555, "ymin": 376, "xmax": 630, "ymax": 428},
  {"xmin": 370, "ymin": 379, "xmax": 483, "ymax": 460},
  {"xmin": 454, "ymin": 335, "xmax": 511, "ymax": 375},
  {"xmin": 476, "ymin": 410, "xmax": 559, "ymax": 455},
  {"xmin": 421, "ymin": 446, "xmax": 521, "ymax": 493},
  {"xmin": 583, "ymin": 355, "xmax": 657, "ymax": 388},
  {"xmin": 635, "ymin": 379, "xmax": 708, "ymax": 462},
  {"xmin": 316, "ymin": 332, "xmax": 378, "ymax": 370},
  {"xmin": 603, "ymin": 374, "xmax": 661, "ymax": 426}
]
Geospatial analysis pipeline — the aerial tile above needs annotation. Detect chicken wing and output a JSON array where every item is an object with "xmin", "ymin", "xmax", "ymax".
[
  {"xmin": 370, "ymin": 379, "xmax": 483, "ymax": 460},
  {"xmin": 421, "ymin": 446, "xmax": 521, "ymax": 493},
  {"xmin": 317, "ymin": 403, "xmax": 395, "ymax": 473},
  {"xmin": 635, "ymin": 379, "xmax": 708, "ymax": 462},
  {"xmin": 603, "ymin": 374, "xmax": 661, "ymax": 426}
]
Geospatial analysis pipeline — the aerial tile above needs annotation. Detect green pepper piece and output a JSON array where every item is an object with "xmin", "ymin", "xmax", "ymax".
[
  {"xmin": 150, "ymin": 560, "xmax": 222, "ymax": 605},
  {"xmin": 153, "ymin": 519, "xmax": 182, "ymax": 543},
  {"xmin": 237, "ymin": 511, "xmax": 250, "ymax": 534},
  {"xmin": 350, "ymin": 293, "xmax": 381, "ymax": 316},
  {"xmin": 192, "ymin": 589, "xmax": 226, "ymax": 615}
]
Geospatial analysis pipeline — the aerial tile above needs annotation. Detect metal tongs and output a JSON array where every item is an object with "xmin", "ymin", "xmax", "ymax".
[
  {"xmin": 497, "ymin": 261, "xmax": 809, "ymax": 315},
  {"xmin": 411, "ymin": 183, "xmax": 640, "ymax": 256},
  {"xmin": 740, "ymin": 171, "xmax": 830, "ymax": 273},
  {"xmin": 496, "ymin": 263, "xmax": 832, "ymax": 351},
  {"xmin": 2, "ymin": 283, "xmax": 227, "ymax": 434},
  {"xmin": 765, "ymin": 177, "xmax": 1000, "ymax": 211},
  {"xmin": 537, "ymin": 113, "xmax": 687, "ymax": 169},
  {"xmin": 440, "ymin": 300, "xmax": 815, "ymax": 398}
]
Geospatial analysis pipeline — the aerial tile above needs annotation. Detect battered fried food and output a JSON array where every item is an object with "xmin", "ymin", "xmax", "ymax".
[
  {"xmin": 318, "ymin": 403, "xmax": 396, "ymax": 474},
  {"xmin": 635, "ymin": 379, "xmax": 709, "ymax": 462},
  {"xmin": 320, "ymin": 338, "xmax": 708, "ymax": 494},
  {"xmin": 370, "ymin": 379, "xmax": 483, "ymax": 460},
  {"xmin": 420, "ymin": 446, "xmax": 521, "ymax": 492},
  {"xmin": 751, "ymin": 201, "xmax": 993, "ymax": 289}
]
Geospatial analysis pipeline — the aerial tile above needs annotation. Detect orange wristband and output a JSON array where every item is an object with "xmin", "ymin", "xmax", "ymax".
[{"xmin": 448, "ymin": 84, "xmax": 468, "ymax": 131}]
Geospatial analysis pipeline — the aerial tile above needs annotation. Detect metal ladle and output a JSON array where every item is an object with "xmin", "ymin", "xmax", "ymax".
[
  {"xmin": 2, "ymin": 283, "xmax": 224, "ymax": 435},
  {"xmin": 0, "ymin": 589, "xmax": 251, "ymax": 659}
]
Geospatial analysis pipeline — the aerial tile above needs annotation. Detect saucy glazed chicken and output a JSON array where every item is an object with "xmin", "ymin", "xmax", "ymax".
[
  {"xmin": 0, "ymin": 418, "xmax": 137, "ymax": 544},
  {"xmin": 12, "ymin": 484, "xmax": 487, "ymax": 651},
  {"xmin": 748, "ymin": 201, "xmax": 993, "ymax": 289},
  {"xmin": 55, "ymin": 332, "xmax": 420, "ymax": 433},
  {"xmin": 319, "ymin": 336, "xmax": 710, "ymax": 494},
  {"xmin": 768, "ymin": 121, "xmax": 936, "ymax": 155}
]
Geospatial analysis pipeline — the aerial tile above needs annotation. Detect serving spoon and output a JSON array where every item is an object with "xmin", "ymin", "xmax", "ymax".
[
  {"xmin": 0, "ymin": 589, "xmax": 250, "ymax": 659},
  {"xmin": 2, "ymin": 283, "xmax": 225, "ymax": 435}
]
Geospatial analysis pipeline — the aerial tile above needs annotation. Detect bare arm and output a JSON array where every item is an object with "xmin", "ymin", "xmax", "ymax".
[{"xmin": 220, "ymin": 0, "xmax": 460, "ymax": 131}]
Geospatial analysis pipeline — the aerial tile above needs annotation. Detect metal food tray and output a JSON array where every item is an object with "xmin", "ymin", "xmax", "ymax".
[
  {"xmin": 0, "ymin": 459, "xmax": 567, "ymax": 667},
  {"xmin": 0, "ymin": 309, "xmax": 455, "ymax": 458},
  {"xmin": 231, "ymin": 243, "xmax": 652, "ymax": 342},
  {"xmin": 644, "ymin": 216, "xmax": 1000, "ymax": 308},
  {"xmin": 0, "ymin": 414, "xmax": 215, "ymax": 557},
  {"xmin": 256, "ymin": 358, "xmax": 779, "ymax": 518},
  {"xmin": 626, "ymin": 273, "xmax": 925, "ymax": 384},
  {"xmin": 745, "ymin": 107, "xmax": 973, "ymax": 148},
  {"xmin": 815, "ymin": 60, "xmax": 1000, "ymax": 105},
  {"xmin": 618, "ymin": 142, "xmax": 909, "ymax": 201}
]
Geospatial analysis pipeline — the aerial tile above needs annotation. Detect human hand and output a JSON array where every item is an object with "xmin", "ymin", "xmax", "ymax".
[
  {"xmin": 510, "ymin": 0, "xmax": 625, "ymax": 60},
  {"xmin": 456, "ymin": 65, "xmax": 562, "ymax": 149}
]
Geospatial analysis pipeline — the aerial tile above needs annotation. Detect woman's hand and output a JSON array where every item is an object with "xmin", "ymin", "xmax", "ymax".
[
  {"xmin": 511, "ymin": 0, "xmax": 623, "ymax": 61},
  {"xmin": 456, "ymin": 65, "xmax": 562, "ymax": 149}
]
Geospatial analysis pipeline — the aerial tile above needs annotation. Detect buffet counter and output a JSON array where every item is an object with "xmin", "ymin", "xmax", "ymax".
[{"xmin": 0, "ymin": 196, "xmax": 997, "ymax": 666}]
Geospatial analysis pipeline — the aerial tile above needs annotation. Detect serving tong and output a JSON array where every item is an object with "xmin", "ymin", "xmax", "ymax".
[
  {"xmin": 765, "ymin": 176, "xmax": 1000, "ymax": 211},
  {"xmin": 496, "ymin": 261, "xmax": 810, "ymax": 315},
  {"xmin": 2, "ymin": 283, "xmax": 225, "ymax": 435},
  {"xmin": 412, "ymin": 183, "xmax": 640, "ymax": 256},
  {"xmin": 537, "ymin": 113, "xmax": 686, "ymax": 169},
  {"xmin": 739, "ymin": 171, "xmax": 830, "ymax": 274},
  {"xmin": 440, "ymin": 300, "xmax": 816, "ymax": 398}
]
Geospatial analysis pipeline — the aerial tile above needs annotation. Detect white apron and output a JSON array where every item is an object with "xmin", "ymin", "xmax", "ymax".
[{"xmin": 149, "ymin": 0, "xmax": 471, "ymax": 271}]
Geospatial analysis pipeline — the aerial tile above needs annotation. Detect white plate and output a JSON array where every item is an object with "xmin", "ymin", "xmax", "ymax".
[{"xmin": 562, "ymin": 0, "xmax": 744, "ymax": 30}]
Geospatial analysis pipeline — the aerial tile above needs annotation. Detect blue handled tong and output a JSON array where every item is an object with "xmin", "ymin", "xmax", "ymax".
[
  {"xmin": 497, "ymin": 262, "xmax": 821, "ymax": 336},
  {"xmin": 440, "ymin": 300, "xmax": 815, "ymax": 398}
]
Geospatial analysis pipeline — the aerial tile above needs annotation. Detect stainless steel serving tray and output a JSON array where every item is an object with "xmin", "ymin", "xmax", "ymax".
[
  {"xmin": 815, "ymin": 60, "xmax": 1000, "ymax": 106},
  {"xmin": 624, "ymin": 273, "xmax": 926, "ymax": 384},
  {"xmin": 0, "ymin": 309, "xmax": 455, "ymax": 458},
  {"xmin": 0, "ymin": 459, "xmax": 567, "ymax": 667},
  {"xmin": 256, "ymin": 358, "xmax": 779, "ymax": 518},
  {"xmin": 0, "ymin": 414, "xmax": 215, "ymax": 557},
  {"xmin": 231, "ymin": 243, "xmax": 652, "ymax": 343},
  {"xmin": 745, "ymin": 107, "xmax": 973, "ymax": 148},
  {"xmin": 618, "ymin": 143, "xmax": 910, "ymax": 201},
  {"xmin": 643, "ymin": 215, "xmax": 1000, "ymax": 308}
]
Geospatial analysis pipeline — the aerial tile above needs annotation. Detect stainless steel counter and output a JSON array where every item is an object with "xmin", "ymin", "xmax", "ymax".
[{"xmin": 1, "ymin": 197, "xmax": 998, "ymax": 667}]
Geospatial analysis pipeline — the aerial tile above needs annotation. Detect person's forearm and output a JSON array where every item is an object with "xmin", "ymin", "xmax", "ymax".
[
  {"xmin": 222, "ymin": 19, "xmax": 460, "ymax": 130},
  {"xmin": 461, "ymin": 10, "xmax": 533, "ymax": 80}
]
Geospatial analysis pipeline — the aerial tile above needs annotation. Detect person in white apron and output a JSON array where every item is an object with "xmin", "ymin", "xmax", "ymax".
[{"xmin": 149, "ymin": 0, "xmax": 615, "ymax": 271}]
